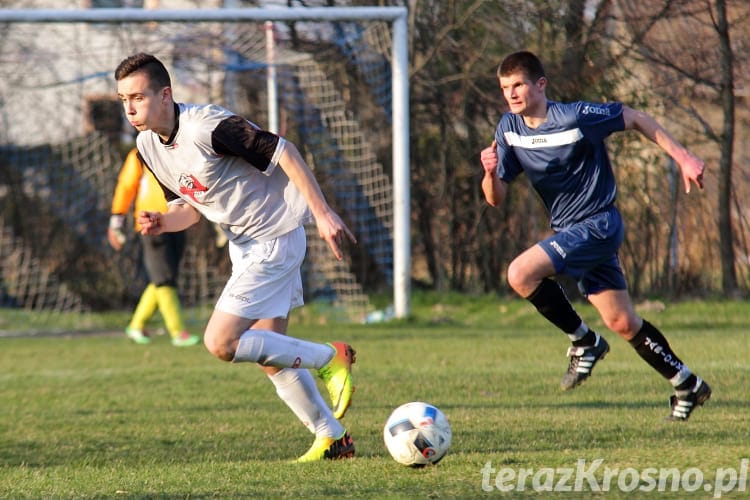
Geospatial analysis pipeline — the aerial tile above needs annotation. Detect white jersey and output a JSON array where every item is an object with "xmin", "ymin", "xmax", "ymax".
[{"xmin": 136, "ymin": 103, "xmax": 312, "ymax": 246}]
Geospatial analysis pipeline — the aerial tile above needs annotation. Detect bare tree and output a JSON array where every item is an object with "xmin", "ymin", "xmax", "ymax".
[
  {"xmin": 334, "ymin": 0, "xmax": 747, "ymax": 297},
  {"xmin": 714, "ymin": 0, "xmax": 738, "ymax": 293},
  {"xmin": 612, "ymin": 0, "xmax": 749, "ymax": 295}
]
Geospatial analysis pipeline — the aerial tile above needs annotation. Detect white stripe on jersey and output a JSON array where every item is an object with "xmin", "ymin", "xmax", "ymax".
[{"xmin": 504, "ymin": 128, "xmax": 583, "ymax": 149}]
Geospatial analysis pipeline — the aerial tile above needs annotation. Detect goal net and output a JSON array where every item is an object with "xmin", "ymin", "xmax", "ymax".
[{"xmin": 0, "ymin": 7, "xmax": 401, "ymax": 330}]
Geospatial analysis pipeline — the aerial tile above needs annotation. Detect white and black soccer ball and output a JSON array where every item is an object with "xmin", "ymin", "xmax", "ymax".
[{"xmin": 383, "ymin": 401, "xmax": 451, "ymax": 466}]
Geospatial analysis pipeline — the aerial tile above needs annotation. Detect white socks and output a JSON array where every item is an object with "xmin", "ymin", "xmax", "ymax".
[
  {"xmin": 232, "ymin": 330, "xmax": 341, "ymax": 437},
  {"xmin": 566, "ymin": 321, "xmax": 590, "ymax": 342},
  {"xmin": 232, "ymin": 329, "xmax": 334, "ymax": 369},
  {"xmin": 270, "ymin": 368, "xmax": 344, "ymax": 438},
  {"xmin": 670, "ymin": 366, "xmax": 694, "ymax": 391}
]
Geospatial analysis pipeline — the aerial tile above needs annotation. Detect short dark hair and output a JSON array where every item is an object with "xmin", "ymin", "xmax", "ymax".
[
  {"xmin": 114, "ymin": 53, "xmax": 171, "ymax": 91},
  {"xmin": 497, "ymin": 51, "xmax": 546, "ymax": 82}
]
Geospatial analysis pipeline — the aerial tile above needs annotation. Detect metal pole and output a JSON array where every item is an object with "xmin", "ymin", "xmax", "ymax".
[
  {"xmin": 0, "ymin": 7, "xmax": 407, "ymax": 23},
  {"xmin": 265, "ymin": 20, "xmax": 279, "ymax": 134},
  {"xmin": 391, "ymin": 13, "xmax": 410, "ymax": 319}
]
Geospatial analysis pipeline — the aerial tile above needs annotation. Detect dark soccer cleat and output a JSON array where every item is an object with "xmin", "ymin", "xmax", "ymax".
[
  {"xmin": 560, "ymin": 333, "xmax": 610, "ymax": 390},
  {"xmin": 666, "ymin": 377, "xmax": 712, "ymax": 421}
]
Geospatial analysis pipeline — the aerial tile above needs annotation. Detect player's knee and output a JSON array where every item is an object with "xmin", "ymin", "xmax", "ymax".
[
  {"xmin": 203, "ymin": 330, "xmax": 235, "ymax": 362},
  {"xmin": 506, "ymin": 260, "xmax": 527, "ymax": 295},
  {"xmin": 603, "ymin": 313, "xmax": 638, "ymax": 337}
]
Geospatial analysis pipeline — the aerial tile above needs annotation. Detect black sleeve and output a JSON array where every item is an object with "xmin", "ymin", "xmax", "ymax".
[
  {"xmin": 211, "ymin": 115, "xmax": 281, "ymax": 172},
  {"xmin": 137, "ymin": 151, "xmax": 180, "ymax": 203}
]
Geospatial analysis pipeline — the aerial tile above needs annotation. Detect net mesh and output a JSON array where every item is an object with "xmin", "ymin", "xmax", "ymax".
[{"xmin": 0, "ymin": 15, "xmax": 394, "ymax": 328}]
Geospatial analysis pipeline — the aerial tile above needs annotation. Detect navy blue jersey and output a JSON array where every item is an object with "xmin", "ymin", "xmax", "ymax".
[{"xmin": 494, "ymin": 101, "xmax": 625, "ymax": 231}]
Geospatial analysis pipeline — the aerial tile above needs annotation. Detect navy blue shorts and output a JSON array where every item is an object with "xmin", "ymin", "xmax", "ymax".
[{"xmin": 538, "ymin": 206, "xmax": 627, "ymax": 296}]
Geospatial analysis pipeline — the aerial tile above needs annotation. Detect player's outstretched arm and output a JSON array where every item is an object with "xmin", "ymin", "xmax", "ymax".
[
  {"xmin": 623, "ymin": 106, "xmax": 705, "ymax": 194},
  {"xmin": 278, "ymin": 141, "xmax": 357, "ymax": 260}
]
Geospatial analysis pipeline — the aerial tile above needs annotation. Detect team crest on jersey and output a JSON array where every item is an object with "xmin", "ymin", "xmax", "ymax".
[{"xmin": 179, "ymin": 173, "xmax": 209, "ymax": 204}]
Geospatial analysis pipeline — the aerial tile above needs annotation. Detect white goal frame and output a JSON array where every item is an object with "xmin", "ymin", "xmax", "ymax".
[{"xmin": 0, "ymin": 6, "xmax": 411, "ymax": 319}]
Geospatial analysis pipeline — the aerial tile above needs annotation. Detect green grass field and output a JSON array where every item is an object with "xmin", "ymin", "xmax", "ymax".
[{"xmin": 1, "ymin": 294, "xmax": 749, "ymax": 498}]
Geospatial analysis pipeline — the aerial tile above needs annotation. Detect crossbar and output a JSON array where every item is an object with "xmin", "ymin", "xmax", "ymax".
[{"xmin": 0, "ymin": 7, "xmax": 406, "ymax": 23}]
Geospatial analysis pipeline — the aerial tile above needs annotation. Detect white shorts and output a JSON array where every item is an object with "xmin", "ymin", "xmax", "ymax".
[{"xmin": 216, "ymin": 225, "xmax": 306, "ymax": 319}]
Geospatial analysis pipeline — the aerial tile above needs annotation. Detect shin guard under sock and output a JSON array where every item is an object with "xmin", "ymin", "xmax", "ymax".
[
  {"xmin": 629, "ymin": 319, "xmax": 692, "ymax": 386},
  {"xmin": 129, "ymin": 283, "xmax": 158, "ymax": 330},
  {"xmin": 155, "ymin": 285, "xmax": 186, "ymax": 336},
  {"xmin": 233, "ymin": 330, "xmax": 334, "ymax": 369},
  {"xmin": 270, "ymin": 368, "xmax": 343, "ymax": 437},
  {"xmin": 526, "ymin": 278, "xmax": 585, "ymax": 335}
]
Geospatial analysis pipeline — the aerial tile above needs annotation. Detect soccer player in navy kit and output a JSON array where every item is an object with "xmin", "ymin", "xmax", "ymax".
[
  {"xmin": 115, "ymin": 53, "xmax": 357, "ymax": 461},
  {"xmin": 480, "ymin": 51, "xmax": 710, "ymax": 420}
]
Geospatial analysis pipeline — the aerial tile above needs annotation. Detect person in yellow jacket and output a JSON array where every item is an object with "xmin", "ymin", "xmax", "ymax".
[{"xmin": 108, "ymin": 148, "xmax": 200, "ymax": 347}]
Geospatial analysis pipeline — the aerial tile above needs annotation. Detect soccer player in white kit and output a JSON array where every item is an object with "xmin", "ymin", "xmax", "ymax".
[
  {"xmin": 481, "ymin": 51, "xmax": 710, "ymax": 421},
  {"xmin": 115, "ymin": 52, "xmax": 356, "ymax": 461}
]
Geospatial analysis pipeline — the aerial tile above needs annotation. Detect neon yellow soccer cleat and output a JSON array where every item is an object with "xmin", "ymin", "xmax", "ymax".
[
  {"xmin": 296, "ymin": 431, "xmax": 355, "ymax": 463},
  {"xmin": 317, "ymin": 342, "xmax": 356, "ymax": 419}
]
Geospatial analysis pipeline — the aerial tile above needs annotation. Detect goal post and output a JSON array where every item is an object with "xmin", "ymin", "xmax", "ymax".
[{"xmin": 0, "ymin": 6, "xmax": 411, "ymax": 320}]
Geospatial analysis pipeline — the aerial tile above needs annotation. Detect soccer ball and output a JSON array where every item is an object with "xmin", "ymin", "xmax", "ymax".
[{"xmin": 383, "ymin": 401, "xmax": 451, "ymax": 466}]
